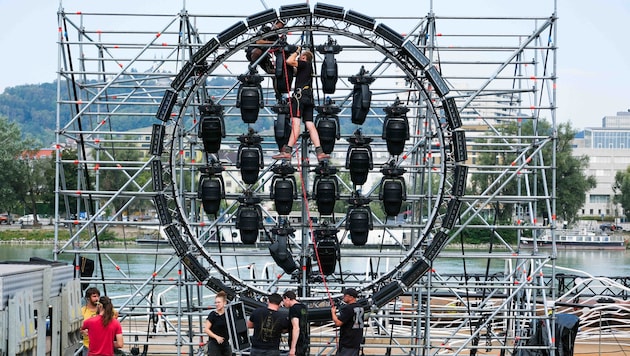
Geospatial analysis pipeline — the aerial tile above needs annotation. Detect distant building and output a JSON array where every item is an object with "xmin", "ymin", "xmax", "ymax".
[{"xmin": 573, "ymin": 110, "xmax": 630, "ymax": 220}]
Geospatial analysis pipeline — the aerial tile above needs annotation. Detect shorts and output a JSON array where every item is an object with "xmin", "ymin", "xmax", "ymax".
[{"xmin": 290, "ymin": 88, "xmax": 314, "ymax": 122}]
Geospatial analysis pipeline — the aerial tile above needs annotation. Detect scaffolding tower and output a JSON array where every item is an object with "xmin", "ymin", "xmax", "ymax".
[{"xmin": 54, "ymin": 1, "xmax": 571, "ymax": 355}]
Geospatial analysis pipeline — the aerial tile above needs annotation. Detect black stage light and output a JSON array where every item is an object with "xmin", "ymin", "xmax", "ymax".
[
  {"xmin": 382, "ymin": 98, "xmax": 410, "ymax": 156},
  {"xmin": 402, "ymin": 40, "xmax": 430, "ymax": 68},
  {"xmin": 313, "ymin": 161, "xmax": 339, "ymax": 215},
  {"xmin": 198, "ymin": 162, "xmax": 225, "ymax": 217},
  {"xmin": 314, "ymin": 97, "xmax": 341, "ymax": 153},
  {"xmin": 235, "ymin": 192, "xmax": 263, "ymax": 244},
  {"xmin": 279, "ymin": 3, "xmax": 311, "ymax": 20},
  {"xmin": 181, "ymin": 253, "xmax": 210, "ymax": 282},
  {"xmin": 206, "ymin": 276, "xmax": 237, "ymax": 300},
  {"xmin": 236, "ymin": 72, "xmax": 265, "ymax": 124},
  {"xmin": 217, "ymin": 21, "xmax": 248, "ymax": 45},
  {"xmin": 371, "ymin": 281, "xmax": 404, "ymax": 308},
  {"xmin": 316, "ymin": 36, "xmax": 343, "ymax": 94},
  {"xmin": 236, "ymin": 130, "xmax": 264, "ymax": 185},
  {"xmin": 345, "ymin": 195, "xmax": 372, "ymax": 246},
  {"xmin": 313, "ymin": 3, "xmax": 345, "ymax": 20},
  {"xmin": 379, "ymin": 162, "xmax": 407, "ymax": 217},
  {"xmin": 346, "ymin": 130, "xmax": 373, "ymax": 186},
  {"xmin": 348, "ymin": 66, "xmax": 375, "ymax": 125},
  {"xmin": 192, "ymin": 38, "xmax": 219, "ymax": 64},
  {"xmin": 270, "ymin": 162, "xmax": 297, "ymax": 216},
  {"xmin": 164, "ymin": 224, "xmax": 188, "ymax": 257},
  {"xmin": 154, "ymin": 194, "xmax": 172, "ymax": 225},
  {"xmin": 151, "ymin": 159, "xmax": 164, "ymax": 192},
  {"xmin": 345, "ymin": 9, "xmax": 375, "ymax": 30},
  {"xmin": 226, "ymin": 302, "xmax": 251, "ymax": 352},
  {"xmin": 452, "ymin": 164, "xmax": 468, "ymax": 197},
  {"xmin": 198, "ymin": 100, "xmax": 225, "ymax": 154},
  {"xmin": 442, "ymin": 198, "xmax": 462, "ymax": 230},
  {"xmin": 424, "ymin": 231, "xmax": 449, "ymax": 261},
  {"xmin": 313, "ymin": 222, "xmax": 340, "ymax": 275},
  {"xmin": 150, "ymin": 124, "xmax": 165, "ymax": 156},
  {"xmin": 452, "ymin": 130, "xmax": 467, "ymax": 162},
  {"xmin": 247, "ymin": 8, "xmax": 278, "ymax": 28},
  {"xmin": 375, "ymin": 23, "xmax": 404, "ymax": 47},
  {"xmin": 443, "ymin": 97, "xmax": 462, "ymax": 130},
  {"xmin": 171, "ymin": 61, "xmax": 195, "ymax": 92},
  {"xmin": 269, "ymin": 223, "xmax": 298, "ymax": 274},
  {"xmin": 425, "ymin": 65, "xmax": 450, "ymax": 97},
  {"xmin": 401, "ymin": 259, "xmax": 430, "ymax": 287},
  {"xmin": 271, "ymin": 98, "xmax": 292, "ymax": 151},
  {"xmin": 156, "ymin": 89, "xmax": 177, "ymax": 122}
]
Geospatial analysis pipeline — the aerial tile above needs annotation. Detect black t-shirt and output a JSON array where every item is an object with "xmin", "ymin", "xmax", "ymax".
[
  {"xmin": 249, "ymin": 307, "xmax": 289, "ymax": 350},
  {"xmin": 207, "ymin": 311, "xmax": 229, "ymax": 341},
  {"xmin": 294, "ymin": 59, "xmax": 312, "ymax": 90},
  {"xmin": 288, "ymin": 303, "xmax": 309, "ymax": 352},
  {"xmin": 338, "ymin": 302, "xmax": 364, "ymax": 349}
]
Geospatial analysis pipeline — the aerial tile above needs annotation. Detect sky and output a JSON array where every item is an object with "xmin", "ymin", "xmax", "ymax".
[{"xmin": 0, "ymin": 0, "xmax": 628, "ymax": 130}]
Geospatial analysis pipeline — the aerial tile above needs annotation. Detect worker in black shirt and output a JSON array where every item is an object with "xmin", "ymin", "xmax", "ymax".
[{"xmin": 331, "ymin": 288, "xmax": 364, "ymax": 356}]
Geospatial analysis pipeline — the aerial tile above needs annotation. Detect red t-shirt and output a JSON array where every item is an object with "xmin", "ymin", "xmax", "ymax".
[{"xmin": 81, "ymin": 315, "xmax": 123, "ymax": 356}]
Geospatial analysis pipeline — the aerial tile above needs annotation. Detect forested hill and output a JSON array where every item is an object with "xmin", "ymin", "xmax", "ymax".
[
  {"xmin": 0, "ymin": 80, "xmax": 384, "ymax": 146},
  {"xmin": 0, "ymin": 82, "xmax": 58, "ymax": 145}
]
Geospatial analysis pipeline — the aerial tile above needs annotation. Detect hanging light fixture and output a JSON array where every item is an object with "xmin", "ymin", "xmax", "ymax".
[
  {"xmin": 314, "ymin": 97, "xmax": 341, "ymax": 154},
  {"xmin": 382, "ymin": 98, "xmax": 410, "ymax": 156},
  {"xmin": 235, "ymin": 191, "xmax": 263, "ymax": 244},
  {"xmin": 345, "ymin": 194, "xmax": 373, "ymax": 246},
  {"xmin": 270, "ymin": 162, "xmax": 297, "ymax": 216},
  {"xmin": 236, "ymin": 71, "xmax": 264, "ymax": 124},
  {"xmin": 316, "ymin": 36, "xmax": 342, "ymax": 94},
  {"xmin": 269, "ymin": 221, "xmax": 298, "ymax": 274},
  {"xmin": 198, "ymin": 100, "xmax": 225, "ymax": 154},
  {"xmin": 345, "ymin": 129, "xmax": 373, "ymax": 186},
  {"xmin": 379, "ymin": 161, "xmax": 407, "ymax": 218},
  {"xmin": 236, "ymin": 129, "xmax": 264, "ymax": 184},
  {"xmin": 271, "ymin": 98, "xmax": 292, "ymax": 151},
  {"xmin": 198, "ymin": 160, "xmax": 225, "ymax": 217},
  {"xmin": 348, "ymin": 66, "xmax": 375, "ymax": 125},
  {"xmin": 313, "ymin": 221, "xmax": 339, "ymax": 275},
  {"xmin": 312, "ymin": 161, "xmax": 339, "ymax": 215}
]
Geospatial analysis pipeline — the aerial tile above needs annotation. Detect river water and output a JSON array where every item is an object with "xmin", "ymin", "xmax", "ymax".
[{"xmin": 1, "ymin": 244, "xmax": 628, "ymax": 278}]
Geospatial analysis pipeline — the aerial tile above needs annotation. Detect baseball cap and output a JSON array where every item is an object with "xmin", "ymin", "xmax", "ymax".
[{"xmin": 343, "ymin": 288, "xmax": 359, "ymax": 298}]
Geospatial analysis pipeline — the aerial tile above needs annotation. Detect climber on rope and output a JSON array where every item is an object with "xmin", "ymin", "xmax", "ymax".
[
  {"xmin": 272, "ymin": 46, "xmax": 330, "ymax": 162},
  {"xmin": 245, "ymin": 20, "xmax": 285, "ymax": 75}
]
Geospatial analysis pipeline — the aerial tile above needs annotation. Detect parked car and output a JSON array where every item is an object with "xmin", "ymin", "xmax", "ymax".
[
  {"xmin": 0, "ymin": 213, "xmax": 14, "ymax": 224},
  {"xmin": 600, "ymin": 223, "xmax": 623, "ymax": 231},
  {"xmin": 18, "ymin": 214, "xmax": 44, "ymax": 225}
]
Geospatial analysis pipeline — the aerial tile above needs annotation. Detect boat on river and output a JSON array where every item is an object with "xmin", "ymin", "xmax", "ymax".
[{"xmin": 520, "ymin": 229, "xmax": 627, "ymax": 250}]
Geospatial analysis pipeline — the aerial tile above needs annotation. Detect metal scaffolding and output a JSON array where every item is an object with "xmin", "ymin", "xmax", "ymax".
[{"xmin": 52, "ymin": 1, "xmax": 600, "ymax": 355}]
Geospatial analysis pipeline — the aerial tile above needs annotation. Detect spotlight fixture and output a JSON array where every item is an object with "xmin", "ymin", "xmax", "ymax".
[
  {"xmin": 236, "ymin": 72, "xmax": 264, "ymax": 124},
  {"xmin": 402, "ymin": 40, "xmax": 430, "ymax": 68},
  {"xmin": 375, "ymin": 23, "xmax": 404, "ymax": 47},
  {"xmin": 443, "ymin": 97, "xmax": 462, "ymax": 130},
  {"xmin": 346, "ymin": 129, "xmax": 373, "ymax": 186},
  {"xmin": 198, "ymin": 161, "xmax": 225, "ymax": 217},
  {"xmin": 149, "ymin": 124, "xmax": 165, "ymax": 156},
  {"xmin": 312, "ymin": 161, "xmax": 339, "ymax": 215},
  {"xmin": 198, "ymin": 99, "xmax": 225, "ymax": 154},
  {"xmin": 270, "ymin": 162, "xmax": 297, "ymax": 216},
  {"xmin": 192, "ymin": 38, "xmax": 219, "ymax": 64},
  {"xmin": 451, "ymin": 130, "xmax": 467, "ymax": 162},
  {"xmin": 348, "ymin": 66, "xmax": 375, "ymax": 125},
  {"xmin": 313, "ymin": 222, "xmax": 340, "ymax": 275},
  {"xmin": 246, "ymin": 8, "xmax": 278, "ymax": 28},
  {"xmin": 313, "ymin": 3, "xmax": 345, "ymax": 21},
  {"xmin": 425, "ymin": 65, "xmax": 450, "ymax": 97},
  {"xmin": 382, "ymin": 98, "xmax": 410, "ymax": 156},
  {"xmin": 271, "ymin": 98, "xmax": 291, "ymax": 151},
  {"xmin": 316, "ymin": 36, "xmax": 343, "ymax": 94},
  {"xmin": 345, "ymin": 194, "xmax": 373, "ymax": 246},
  {"xmin": 269, "ymin": 221, "xmax": 298, "ymax": 274},
  {"xmin": 314, "ymin": 97, "xmax": 341, "ymax": 154},
  {"xmin": 235, "ymin": 191, "xmax": 263, "ymax": 244},
  {"xmin": 217, "ymin": 21, "xmax": 248, "ymax": 45},
  {"xmin": 236, "ymin": 129, "xmax": 264, "ymax": 184},
  {"xmin": 345, "ymin": 9, "xmax": 375, "ymax": 30},
  {"xmin": 379, "ymin": 161, "xmax": 407, "ymax": 218},
  {"xmin": 156, "ymin": 89, "xmax": 177, "ymax": 122}
]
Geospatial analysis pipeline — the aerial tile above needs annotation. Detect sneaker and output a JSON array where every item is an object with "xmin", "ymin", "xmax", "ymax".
[
  {"xmin": 272, "ymin": 151, "xmax": 292, "ymax": 160},
  {"xmin": 316, "ymin": 152, "xmax": 330, "ymax": 161}
]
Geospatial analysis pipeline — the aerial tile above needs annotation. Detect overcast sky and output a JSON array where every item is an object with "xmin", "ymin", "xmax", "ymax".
[{"xmin": 0, "ymin": 0, "xmax": 628, "ymax": 130}]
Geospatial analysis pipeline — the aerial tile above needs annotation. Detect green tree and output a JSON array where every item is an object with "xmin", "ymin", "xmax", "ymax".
[
  {"xmin": 613, "ymin": 168, "xmax": 630, "ymax": 220},
  {"xmin": 470, "ymin": 119, "xmax": 595, "ymax": 225}
]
